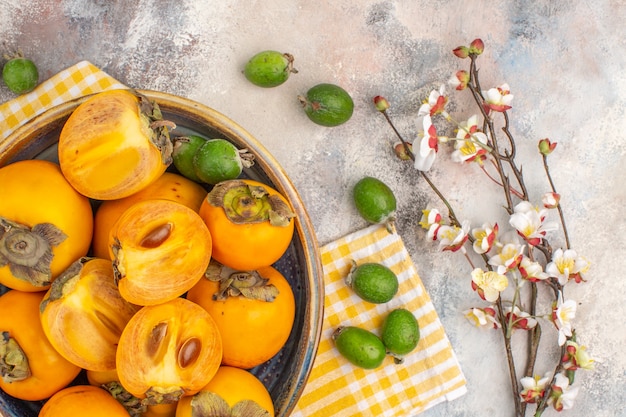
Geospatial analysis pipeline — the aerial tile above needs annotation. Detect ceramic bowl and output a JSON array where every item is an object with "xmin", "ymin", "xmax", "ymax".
[{"xmin": 0, "ymin": 90, "xmax": 324, "ymax": 417}]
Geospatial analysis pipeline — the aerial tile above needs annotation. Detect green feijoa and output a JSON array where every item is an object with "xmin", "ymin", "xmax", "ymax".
[
  {"xmin": 244, "ymin": 50, "xmax": 297, "ymax": 88},
  {"xmin": 192, "ymin": 139, "xmax": 255, "ymax": 185},
  {"xmin": 332, "ymin": 326, "xmax": 386, "ymax": 369},
  {"xmin": 353, "ymin": 176, "xmax": 396, "ymax": 232},
  {"xmin": 345, "ymin": 261, "xmax": 398, "ymax": 304},
  {"xmin": 298, "ymin": 83, "xmax": 354, "ymax": 127},
  {"xmin": 2, "ymin": 53, "xmax": 39, "ymax": 94},
  {"xmin": 172, "ymin": 135, "xmax": 206, "ymax": 182},
  {"xmin": 381, "ymin": 308, "xmax": 420, "ymax": 364}
]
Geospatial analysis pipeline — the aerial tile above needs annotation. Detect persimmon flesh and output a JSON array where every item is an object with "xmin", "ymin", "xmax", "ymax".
[
  {"xmin": 39, "ymin": 257, "xmax": 140, "ymax": 371},
  {"xmin": 116, "ymin": 297, "xmax": 223, "ymax": 404},
  {"xmin": 110, "ymin": 199, "xmax": 212, "ymax": 306},
  {"xmin": 58, "ymin": 89, "xmax": 174, "ymax": 200}
]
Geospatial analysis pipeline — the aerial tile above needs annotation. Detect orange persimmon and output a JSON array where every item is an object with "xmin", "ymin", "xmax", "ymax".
[
  {"xmin": 38, "ymin": 385, "xmax": 130, "ymax": 417},
  {"xmin": 116, "ymin": 297, "xmax": 223, "ymax": 404},
  {"xmin": 0, "ymin": 159, "xmax": 93, "ymax": 292},
  {"xmin": 58, "ymin": 89, "xmax": 174, "ymax": 200},
  {"xmin": 198, "ymin": 179, "xmax": 295, "ymax": 271},
  {"xmin": 175, "ymin": 366, "xmax": 274, "ymax": 417},
  {"xmin": 0, "ymin": 290, "xmax": 81, "ymax": 401},
  {"xmin": 187, "ymin": 262, "xmax": 295, "ymax": 369},
  {"xmin": 39, "ymin": 258, "xmax": 140, "ymax": 371},
  {"xmin": 109, "ymin": 199, "xmax": 212, "ymax": 305}
]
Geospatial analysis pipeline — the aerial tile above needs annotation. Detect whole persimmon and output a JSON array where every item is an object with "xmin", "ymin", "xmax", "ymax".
[
  {"xmin": 0, "ymin": 290, "xmax": 81, "ymax": 401},
  {"xmin": 92, "ymin": 171, "xmax": 207, "ymax": 259},
  {"xmin": 175, "ymin": 366, "xmax": 274, "ymax": 417},
  {"xmin": 198, "ymin": 179, "xmax": 295, "ymax": 271},
  {"xmin": 38, "ymin": 385, "xmax": 130, "ymax": 417},
  {"xmin": 109, "ymin": 199, "xmax": 212, "ymax": 306},
  {"xmin": 0, "ymin": 159, "xmax": 93, "ymax": 292},
  {"xmin": 116, "ymin": 297, "xmax": 223, "ymax": 405},
  {"xmin": 187, "ymin": 261, "xmax": 295, "ymax": 369},
  {"xmin": 58, "ymin": 89, "xmax": 174, "ymax": 200}
]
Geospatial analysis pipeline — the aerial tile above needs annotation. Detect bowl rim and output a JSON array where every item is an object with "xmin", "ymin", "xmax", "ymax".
[{"xmin": 0, "ymin": 88, "xmax": 325, "ymax": 417}]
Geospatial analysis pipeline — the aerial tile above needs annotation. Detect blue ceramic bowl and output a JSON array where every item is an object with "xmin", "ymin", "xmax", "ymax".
[{"xmin": 0, "ymin": 90, "xmax": 324, "ymax": 417}]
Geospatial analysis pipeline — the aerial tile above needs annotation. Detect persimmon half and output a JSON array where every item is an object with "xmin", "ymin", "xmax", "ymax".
[
  {"xmin": 58, "ymin": 89, "xmax": 174, "ymax": 200},
  {"xmin": 186, "ymin": 261, "xmax": 295, "ymax": 369},
  {"xmin": 116, "ymin": 297, "xmax": 223, "ymax": 405},
  {"xmin": 92, "ymin": 171, "xmax": 207, "ymax": 259},
  {"xmin": 38, "ymin": 385, "xmax": 130, "ymax": 417},
  {"xmin": 109, "ymin": 199, "xmax": 212, "ymax": 306},
  {"xmin": 39, "ymin": 257, "xmax": 140, "ymax": 371},
  {"xmin": 0, "ymin": 159, "xmax": 93, "ymax": 292},
  {"xmin": 198, "ymin": 179, "xmax": 295, "ymax": 271},
  {"xmin": 0, "ymin": 290, "xmax": 81, "ymax": 401},
  {"xmin": 175, "ymin": 366, "xmax": 274, "ymax": 417}
]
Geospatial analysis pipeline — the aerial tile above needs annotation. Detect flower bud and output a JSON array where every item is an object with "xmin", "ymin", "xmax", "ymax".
[
  {"xmin": 373, "ymin": 95, "xmax": 390, "ymax": 112},
  {"xmin": 542, "ymin": 192, "xmax": 561, "ymax": 209},
  {"xmin": 469, "ymin": 38, "xmax": 485, "ymax": 55},
  {"xmin": 393, "ymin": 142, "xmax": 413, "ymax": 160},
  {"xmin": 538, "ymin": 138, "xmax": 557, "ymax": 155},
  {"xmin": 453, "ymin": 45, "xmax": 469, "ymax": 58}
]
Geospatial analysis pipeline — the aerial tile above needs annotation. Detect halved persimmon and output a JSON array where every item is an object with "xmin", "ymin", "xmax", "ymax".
[
  {"xmin": 198, "ymin": 179, "xmax": 295, "ymax": 271},
  {"xmin": 92, "ymin": 171, "xmax": 207, "ymax": 259},
  {"xmin": 175, "ymin": 366, "xmax": 274, "ymax": 417},
  {"xmin": 39, "ymin": 257, "xmax": 140, "ymax": 371},
  {"xmin": 0, "ymin": 159, "xmax": 93, "ymax": 292},
  {"xmin": 109, "ymin": 199, "xmax": 212, "ymax": 306},
  {"xmin": 58, "ymin": 89, "xmax": 174, "ymax": 200},
  {"xmin": 186, "ymin": 261, "xmax": 295, "ymax": 369},
  {"xmin": 116, "ymin": 297, "xmax": 223, "ymax": 405},
  {"xmin": 0, "ymin": 290, "xmax": 81, "ymax": 401},
  {"xmin": 38, "ymin": 385, "xmax": 130, "ymax": 417}
]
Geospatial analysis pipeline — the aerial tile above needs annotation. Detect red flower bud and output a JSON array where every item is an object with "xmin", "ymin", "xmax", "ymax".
[
  {"xmin": 469, "ymin": 38, "xmax": 485, "ymax": 55},
  {"xmin": 453, "ymin": 45, "xmax": 469, "ymax": 58},
  {"xmin": 373, "ymin": 95, "xmax": 390, "ymax": 112}
]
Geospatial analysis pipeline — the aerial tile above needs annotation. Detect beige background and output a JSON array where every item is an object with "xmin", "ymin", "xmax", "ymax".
[{"xmin": 1, "ymin": 1, "xmax": 624, "ymax": 416}]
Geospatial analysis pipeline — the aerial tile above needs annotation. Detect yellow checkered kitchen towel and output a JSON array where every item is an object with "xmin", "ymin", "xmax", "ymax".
[
  {"xmin": 293, "ymin": 224, "xmax": 466, "ymax": 417},
  {"xmin": 0, "ymin": 60, "xmax": 125, "ymax": 141}
]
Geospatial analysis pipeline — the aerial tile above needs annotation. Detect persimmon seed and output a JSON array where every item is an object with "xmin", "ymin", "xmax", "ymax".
[
  {"xmin": 178, "ymin": 337, "xmax": 201, "ymax": 368},
  {"xmin": 140, "ymin": 223, "xmax": 173, "ymax": 248},
  {"xmin": 147, "ymin": 322, "xmax": 168, "ymax": 358}
]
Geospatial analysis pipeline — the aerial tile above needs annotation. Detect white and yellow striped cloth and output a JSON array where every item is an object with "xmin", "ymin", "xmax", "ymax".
[
  {"xmin": 0, "ymin": 60, "xmax": 125, "ymax": 141},
  {"xmin": 293, "ymin": 224, "xmax": 466, "ymax": 417}
]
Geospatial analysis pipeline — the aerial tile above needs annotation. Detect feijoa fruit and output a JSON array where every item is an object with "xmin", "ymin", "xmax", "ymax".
[
  {"xmin": 332, "ymin": 326, "xmax": 386, "ymax": 369},
  {"xmin": 244, "ymin": 50, "xmax": 297, "ymax": 88},
  {"xmin": 192, "ymin": 138, "xmax": 254, "ymax": 185},
  {"xmin": 381, "ymin": 308, "xmax": 420, "ymax": 363},
  {"xmin": 172, "ymin": 135, "xmax": 206, "ymax": 182},
  {"xmin": 353, "ymin": 176, "xmax": 397, "ymax": 232},
  {"xmin": 2, "ymin": 52, "xmax": 38, "ymax": 94},
  {"xmin": 298, "ymin": 83, "xmax": 354, "ymax": 127},
  {"xmin": 345, "ymin": 261, "xmax": 399, "ymax": 304}
]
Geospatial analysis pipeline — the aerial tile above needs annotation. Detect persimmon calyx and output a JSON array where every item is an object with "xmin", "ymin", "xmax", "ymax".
[
  {"xmin": 206, "ymin": 180, "xmax": 295, "ymax": 227},
  {"xmin": 136, "ymin": 90, "xmax": 175, "ymax": 166},
  {"xmin": 205, "ymin": 261, "xmax": 279, "ymax": 302},
  {"xmin": 191, "ymin": 391, "xmax": 271, "ymax": 417},
  {"xmin": 101, "ymin": 381, "xmax": 147, "ymax": 417},
  {"xmin": 0, "ymin": 216, "xmax": 67, "ymax": 287},
  {"xmin": 144, "ymin": 386, "xmax": 185, "ymax": 406},
  {"xmin": 39, "ymin": 258, "xmax": 85, "ymax": 312},
  {"xmin": 0, "ymin": 331, "xmax": 31, "ymax": 383}
]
